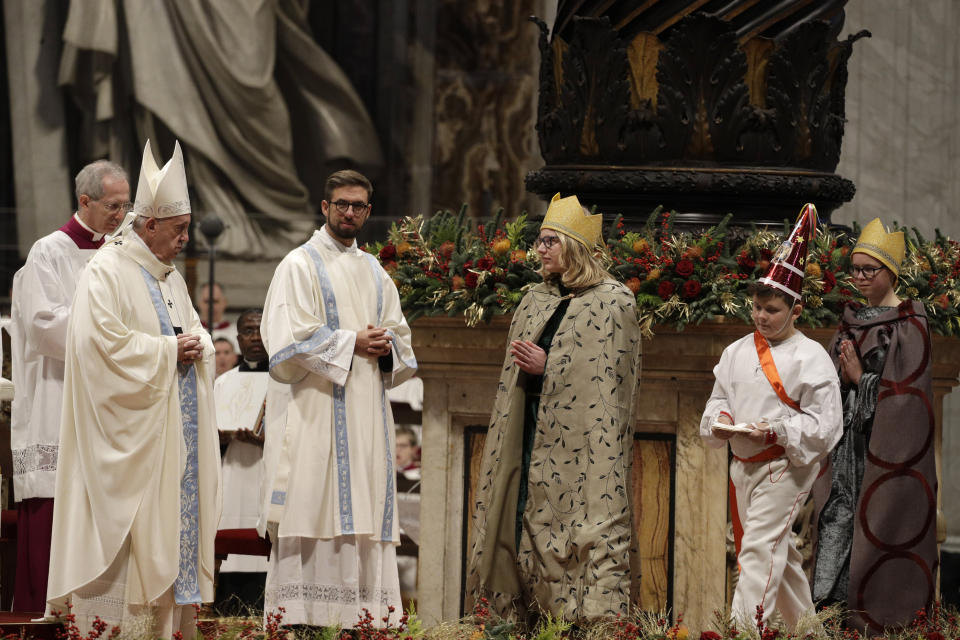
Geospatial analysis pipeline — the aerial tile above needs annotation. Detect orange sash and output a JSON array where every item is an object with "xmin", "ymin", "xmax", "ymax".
[
  {"xmin": 730, "ymin": 333, "xmax": 802, "ymax": 558},
  {"xmin": 753, "ymin": 331, "xmax": 802, "ymax": 411}
]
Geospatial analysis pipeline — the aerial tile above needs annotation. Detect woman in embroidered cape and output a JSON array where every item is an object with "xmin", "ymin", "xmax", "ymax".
[{"xmin": 465, "ymin": 194, "xmax": 642, "ymax": 623}]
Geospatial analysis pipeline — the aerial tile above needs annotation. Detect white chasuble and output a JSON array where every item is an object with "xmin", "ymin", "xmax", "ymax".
[
  {"xmin": 260, "ymin": 228, "xmax": 416, "ymax": 627},
  {"xmin": 47, "ymin": 229, "xmax": 221, "ymax": 628}
]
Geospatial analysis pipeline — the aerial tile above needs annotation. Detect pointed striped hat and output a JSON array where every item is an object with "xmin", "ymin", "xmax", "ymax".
[{"xmin": 758, "ymin": 203, "xmax": 818, "ymax": 301}]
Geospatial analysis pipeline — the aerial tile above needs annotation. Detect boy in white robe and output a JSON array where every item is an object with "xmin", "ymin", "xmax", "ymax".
[
  {"xmin": 700, "ymin": 205, "xmax": 842, "ymax": 629},
  {"xmin": 9, "ymin": 160, "xmax": 129, "ymax": 611},
  {"xmin": 260, "ymin": 170, "xmax": 417, "ymax": 629}
]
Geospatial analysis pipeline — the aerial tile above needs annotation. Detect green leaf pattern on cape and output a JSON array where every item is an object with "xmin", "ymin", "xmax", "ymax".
[{"xmin": 466, "ymin": 279, "xmax": 643, "ymax": 623}]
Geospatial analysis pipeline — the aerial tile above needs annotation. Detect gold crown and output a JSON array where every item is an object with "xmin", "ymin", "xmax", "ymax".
[
  {"xmin": 540, "ymin": 193, "xmax": 603, "ymax": 248},
  {"xmin": 852, "ymin": 218, "xmax": 905, "ymax": 275}
]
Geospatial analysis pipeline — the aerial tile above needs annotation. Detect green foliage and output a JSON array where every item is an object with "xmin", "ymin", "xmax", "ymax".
[{"xmin": 364, "ymin": 207, "xmax": 960, "ymax": 336}]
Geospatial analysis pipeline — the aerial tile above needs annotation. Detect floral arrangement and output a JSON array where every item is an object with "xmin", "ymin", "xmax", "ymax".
[
  {"xmin": 364, "ymin": 208, "xmax": 960, "ymax": 337},
  {"xmin": 48, "ymin": 599, "xmax": 960, "ymax": 640}
]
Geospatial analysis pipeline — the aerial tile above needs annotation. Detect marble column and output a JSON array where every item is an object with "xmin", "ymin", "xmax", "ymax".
[{"xmin": 3, "ymin": 0, "xmax": 73, "ymax": 257}]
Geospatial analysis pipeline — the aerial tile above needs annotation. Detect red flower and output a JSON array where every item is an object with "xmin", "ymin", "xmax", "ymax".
[
  {"xmin": 658, "ymin": 280, "xmax": 676, "ymax": 299},
  {"xmin": 737, "ymin": 252, "xmax": 755, "ymax": 271},
  {"xmin": 465, "ymin": 271, "xmax": 479, "ymax": 288},
  {"xmin": 823, "ymin": 269, "xmax": 837, "ymax": 293},
  {"xmin": 476, "ymin": 256, "xmax": 495, "ymax": 271},
  {"xmin": 760, "ymin": 248, "xmax": 773, "ymax": 261},
  {"xmin": 681, "ymin": 279, "xmax": 702, "ymax": 299},
  {"xmin": 379, "ymin": 244, "xmax": 397, "ymax": 261},
  {"xmin": 699, "ymin": 633, "xmax": 722, "ymax": 640},
  {"xmin": 926, "ymin": 633, "xmax": 945, "ymax": 640},
  {"xmin": 675, "ymin": 259, "xmax": 695, "ymax": 277}
]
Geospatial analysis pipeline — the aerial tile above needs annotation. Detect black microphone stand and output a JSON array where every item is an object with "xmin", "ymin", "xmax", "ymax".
[{"xmin": 199, "ymin": 216, "xmax": 225, "ymax": 332}]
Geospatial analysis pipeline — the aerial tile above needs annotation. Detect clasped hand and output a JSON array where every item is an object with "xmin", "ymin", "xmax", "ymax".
[
  {"xmin": 510, "ymin": 340, "xmax": 546, "ymax": 375},
  {"xmin": 355, "ymin": 324, "xmax": 393, "ymax": 358},
  {"xmin": 177, "ymin": 333, "xmax": 203, "ymax": 364},
  {"xmin": 838, "ymin": 339, "xmax": 863, "ymax": 385}
]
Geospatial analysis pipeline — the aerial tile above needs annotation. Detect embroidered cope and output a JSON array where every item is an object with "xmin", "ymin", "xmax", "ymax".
[{"xmin": 466, "ymin": 280, "xmax": 642, "ymax": 623}]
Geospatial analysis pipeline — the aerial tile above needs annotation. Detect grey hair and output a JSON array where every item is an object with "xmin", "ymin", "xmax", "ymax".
[
  {"xmin": 75, "ymin": 160, "xmax": 128, "ymax": 202},
  {"xmin": 132, "ymin": 215, "xmax": 150, "ymax": 231}
]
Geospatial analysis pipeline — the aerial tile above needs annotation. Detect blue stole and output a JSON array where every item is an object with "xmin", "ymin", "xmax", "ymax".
[
  {"xmin": 267, "ymin": 243, "xmax": 397, "ymax": 540},
  {"xmin": 140, "ymin": 268, "xmax": 202, "ymax": 604}
]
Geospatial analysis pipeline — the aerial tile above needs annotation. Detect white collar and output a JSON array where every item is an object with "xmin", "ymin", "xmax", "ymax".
[
  {"xmin": 74, "ymin": 213, "xmax": 105, "ymax": 241},
  {"xmin": 318, "ymin": 225, "xmax": 359, "ymax": 254}
]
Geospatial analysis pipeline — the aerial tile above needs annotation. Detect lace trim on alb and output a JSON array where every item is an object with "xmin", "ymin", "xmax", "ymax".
[{"xmin": 12, "ymin": 443, "xmax": 58, "ymax": 476}]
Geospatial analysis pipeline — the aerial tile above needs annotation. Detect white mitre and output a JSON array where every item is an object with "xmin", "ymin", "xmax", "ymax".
[{"xmin": 134, "ymin": 139, "xmax": 192, "ymax": 219}]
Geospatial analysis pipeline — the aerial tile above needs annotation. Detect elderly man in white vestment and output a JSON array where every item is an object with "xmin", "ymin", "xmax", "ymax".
[
  {"xmin": 46, "ymin": 140, "xmax": 220, "ymax": 636},
  {"xmin": 260, "ymin": 170, "xmax": 417, "ymax": 628},
  {"xmin": 10, "ymin": 160, "xmax": 130, "ymax": 612}
]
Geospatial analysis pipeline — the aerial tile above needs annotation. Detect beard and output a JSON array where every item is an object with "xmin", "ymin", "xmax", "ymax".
[{"xmin": 330, "ymin": 219, "xmax": 360, "ymax": 238}]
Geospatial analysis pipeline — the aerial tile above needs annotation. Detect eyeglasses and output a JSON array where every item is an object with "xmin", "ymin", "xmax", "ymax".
[
  {"xmin": 98, "ymin": 200, "xmax": 134, "ymax": 214},
  {"xmin": 331, "ymin": 200, "xmax": 370, "ymax": 214},
  {"xmin": 237, "ymin": 328, "xmax": 260, "ymax": 337},
  {"xmin": 534, "ymin": 235, "xmax": 560, "ymax": 249},
  {"xmin": 849, "ymin": 265, "xmax": 884, "ymax": 279}
]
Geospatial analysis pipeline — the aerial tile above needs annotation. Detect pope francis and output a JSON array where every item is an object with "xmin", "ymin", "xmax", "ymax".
[{"xmin": 46, "ymin": 140, "xmax": 220, "ymax": 636}]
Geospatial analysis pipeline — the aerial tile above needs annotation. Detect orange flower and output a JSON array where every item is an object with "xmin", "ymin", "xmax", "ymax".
[
  {"xmin": 438, "ymin": 241, "xmax": 456, "ymax": 259},
  {"xmin": 397, "ymin": 241, "xmax": 413, "ymax": 257},
  {"xmin": 645, "ymin": 268, "xmax": 662, "ymax": 282},
  {"xmin": 625, "ymin": 277, "xmax": 642, "ymax": 294},
  {"xmin": 452, "ymin": 275, "xmax": 465, "ymax": 291},
  {"xmin": 805, "ymin": 262, "xmax": 822, "ymax": 278},
  {"xmin": 684, "ymin": 245, "xmax": 704, "ymax": 258},
  {"xmin": 757, "ymin": 259, "xmax": 770, "ymax": 272},
  {"xmin": 491, "ymin": 238, "xmax": 512, "ymax": 255},
  {"xmin": 936, "ymin": 293, "xmax": 950, "ymax": 309},
  {"xmin": 632, "ymin": 238, "xmax": 649, "ymax": 254},
  {"xmin": 510, "ymin": 249, "xmax": 527, "ymax": 263},
  {"xmin": 667, "ymin": 625, "xmax": 689, "ymax": 640}
]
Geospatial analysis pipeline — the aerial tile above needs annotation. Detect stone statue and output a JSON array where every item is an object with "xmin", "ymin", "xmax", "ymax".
[{"xmin": 58, "ymin": 0, "xmax": 383, "ymax": 258}]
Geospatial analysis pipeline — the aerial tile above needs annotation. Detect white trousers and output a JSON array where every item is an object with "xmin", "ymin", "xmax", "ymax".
[
  {"xmin": 264, "ymin": 535, "xmax": 402, "ymax": 629},
  {"xmin": 730, "ymin": 457, "xmax": 818, "ymax": 629}
]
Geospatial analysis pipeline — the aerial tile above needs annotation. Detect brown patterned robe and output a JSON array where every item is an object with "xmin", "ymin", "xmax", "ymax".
[
  {"xmin": 812, "ymin": 300, "xmax": 936, "ymax": 632},
  {"xmin": 466, "ymin": 280, "xmax": 642, "ymax": 623}
]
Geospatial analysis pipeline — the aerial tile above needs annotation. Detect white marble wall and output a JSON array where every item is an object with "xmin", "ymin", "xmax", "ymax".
[
  {"xmin": 836, "ymin": 0, "xmax": 960, "ymax": 239},
  {"xmin": 837, "ymin": 0, "xmax": 960, "ymax": 552}
]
